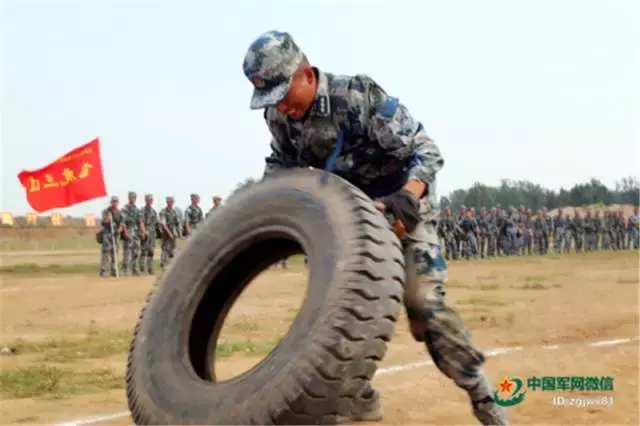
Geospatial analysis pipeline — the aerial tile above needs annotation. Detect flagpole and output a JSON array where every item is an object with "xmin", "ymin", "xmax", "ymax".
[{"xmin": 109, "ymin": 211, "xmax": 119, "ymax": 278}]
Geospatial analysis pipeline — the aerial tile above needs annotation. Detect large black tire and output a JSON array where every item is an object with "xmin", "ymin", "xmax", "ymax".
[{"xmin": 125, "ymin": 168, "xmax": 405, "ymax": 425}]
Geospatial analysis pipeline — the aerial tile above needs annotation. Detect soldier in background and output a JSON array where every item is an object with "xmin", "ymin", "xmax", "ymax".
[
  {"xmin": 522, "ymin": 209, "xmax": 534, "ymax": 255},
  {"xmin": 477, "ymin": 208, "xmax": 489, "ymax": 259},
  {"xmin": 572, "ymin": 209, "xmax": 584, "ymax": 253},
  {"xmin": 542, "ymin": 207, "xmax": 553, "ymax": 254},
  {"xmin": 459, "ymin": 208, "xmax": 479, "ymax": 260},
  {"xmin": 99, "ymin": 196, "xmax": 124, "ymax": 277},
  {"xmin": 602, "ymin": 210, "xmax": 613, "ymax": 249},
  {"xmin": 553, "ymin": 209, "xmax": 565, "ymax": 254},
  {"xmin": 583, "ymin": 210, "xmax": 597, "ymax": 252},
  {"xmin": 121, "ymin": 191, "xmax": 145, "ymax": 275},
  {"xmin": 613, "ymin": 210, "xmax": 626, "ymax": 249},
  {"xmin": 440, "ymin": 208, "xmax": 459, "ymax": 260},
  {"xmin": 487, "ymin": 207, "xmax": 499, "ymax": 257},
  {"xmin": 206, "ymin": 196, "xmax": 223, "ymax": 217},
  {"xmin": 533, "ymin": 209, "xmax": 547, "ymax": 255},
  {"xmin": 159, "ymin": 196, "xmax": 181, "ymax": 271},
  {"xmin": 593, "ymin": 210, "xmax": 604, "ymax": 250},
  {"xmin": 629, "ymin": 207, "xmax": 639, "ymax": 249},
  {"xmin": 563, "ymin": 212, "xmax": 573, "ymax": 254},
  {"xmin": 140, "ymin": 194, "xmax": 159, "ymax": 275},
  {"xmin": 184, "ymin": 193, "xmax": 204, "ymax": 237}
]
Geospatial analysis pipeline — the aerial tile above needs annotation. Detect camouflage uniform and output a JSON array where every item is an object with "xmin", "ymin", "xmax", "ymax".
[
  {"xmin": 542, "ymin": 207, "xmax": 553, "ymax": 254},
  {"xmin": 563, "ymin": 214, "xmax": 573, "ymax": 254},
  {"xmin": 629, "ymin": 209, "xmax": 640, "ymax": 249},
  {"xmin": 140, "ymin": 194, "xmax": 158, "ymax": 274},
  {"xmin": 522, "ymin": 210, "xmax": 533, "ymax": 255},
  {"xmin": 121, "ymin": 191, "xmax": 143, "ymax": 275},
  {"xmin": 583, "ymin": 211, "xmax": 597, "ymax": 252},
  {"xmin": 243, "ymin": 30, "xmax": 507, "ymax": 425},
  {"xmin": 99, "ymin": 196, "xmax": 123, "ymax": 276},
  {"xmin": 206, "ymin": 196, "xmax": 223, "ymax": 218},
  {"xmin": 459, "ymin": 212, "xmax": 478, "ymax": 260},
  {"xmin": 159, "ymin": 197, "xmax": 181, "ymax": 270},
  {"xmin": 184, "ymin": 194, "xmax": 204, "ymax": 237},
  {"xmin": 439, "ymin": 209, "xmax": 459, "ymax": 260},
  {"xmin": 553, "ymin": 210, "xmax": 565, "ymax": 254},
  {"xmin": 572, "ymin": 211, "xmax": 584, "ymax": 253},
  {"xmin": 533, "ymin": 210, "xmax": 547, "ymax": 255}
]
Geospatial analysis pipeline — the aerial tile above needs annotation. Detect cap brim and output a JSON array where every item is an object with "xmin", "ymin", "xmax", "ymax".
[{"xmin": 250, "ymin": 79, "xmax": 291, "ymax": 110}]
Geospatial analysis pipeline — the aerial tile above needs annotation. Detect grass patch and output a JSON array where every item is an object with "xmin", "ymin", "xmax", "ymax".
[
  {"xmin": 447, "ymin": 280, "xmax": 472, "ymax": 289},
  {"xmin": 478, "ymin": 283, "xmax": 502, "ymax": 291},
  {"xmin": 0, "ymin": 263, "xmax": 103, "ymax": 276},
  {"xmin": 617, "ymin": 278, "xmax": 639, "ymax": 285},
  {"xmin": 0, "ymin": 365, "xmax": 122, "ymax": 399},
  {"xmin": 216, "ymin": 335, "xmax": 283, "ymax": 358},
  {"xmin": 231, "ymin": 318, "xmax": 261, "ymax": 332},
  {"xmin": 513, "ymin": 282, "xmax": 549, "ymax": 290},
  {"xmin": 523, "ymin": 274, "xmax": 550, "ymax": 282},
  {"xmin": 5, "ymin": 330, "xmax": 132, "ymax": 363},
  {"xmin": 0, "ymin": 255, "xmax": 308, "ymax": 276},
  {"xmin": 457, "ymin": 297, "xmax": 506, "ymax": 307}
]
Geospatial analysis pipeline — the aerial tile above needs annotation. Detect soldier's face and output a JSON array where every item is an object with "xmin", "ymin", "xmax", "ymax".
[
  {"xmin": 146, "ymin": 199, "xmax": 153, "ymax": 206},
  {"xmin": 275, "ymin": 66, "xmax": 317, "ymax": 120},
  {"xmin": 111, "ymin": 201, "xmax": 118, "ymax": 209}
]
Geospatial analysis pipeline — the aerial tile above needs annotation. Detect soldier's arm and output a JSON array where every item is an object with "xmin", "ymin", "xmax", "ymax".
[
  {"xmin": 159, "ymin": 210, "xmax": 172, "ymax": 239},
  {"xmin": 263, "ymin": 108, "xmax": 299, "ymax": 177},
  {"xmin": 138, "ymin": 208, "xmax": 147, "ymax": 235},
  {"xmin": 359, "ymin": 75, "xmax": 444, "ymax": 199}
]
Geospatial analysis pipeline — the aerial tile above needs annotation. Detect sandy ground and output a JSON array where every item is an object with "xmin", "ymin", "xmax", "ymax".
[{"xmin": 0, "ymin": 251, "xmax": 638, "ymax": 425}]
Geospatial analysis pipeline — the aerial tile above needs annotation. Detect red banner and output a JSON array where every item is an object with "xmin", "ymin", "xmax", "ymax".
[{"xmin": 17, "ymin": 137, "xmax": 108, "ymax": 213}]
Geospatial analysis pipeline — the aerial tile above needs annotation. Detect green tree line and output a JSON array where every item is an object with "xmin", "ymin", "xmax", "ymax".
[
  {"xmin": 230, "ymin": 175, "xmax": 639, "ymax": 212},
  {"xmin": 441, "ymin": 176, "xmax": 639, "ymax": 211}
]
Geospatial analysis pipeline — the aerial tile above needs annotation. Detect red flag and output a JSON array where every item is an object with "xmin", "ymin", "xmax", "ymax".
[{"xmin": 17, "ymin": 138, "xmax": 108, "ymax": 213}]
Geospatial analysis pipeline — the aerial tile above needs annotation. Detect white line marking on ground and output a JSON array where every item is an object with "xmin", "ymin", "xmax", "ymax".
[
  {"xmin": 52, "ymin": 335, "xmax": 639, "ymax": 426},
  {"xmin": 0, "ymin": 285, "xmax": 64, "ymax": 293}
]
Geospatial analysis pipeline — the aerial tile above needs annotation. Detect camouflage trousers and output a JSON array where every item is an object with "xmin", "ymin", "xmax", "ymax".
[
  {"xmin": 534, "ymin": 231, "xmax": 545, "ymax": 255},
  {"xmin": 542, "ymin": 232, "xmax": 550, "ymax": 254},
  {"xmin": 443, "ymin": 232, "xmax": 458, "ymax": 260},
  {"xmin": 364, "ymin": 218, "xmax": 507, "ymax": 424},
  {"xmin": 630, "ymin": 229, "xmax": 640, "ymax": 249},
  {"xmin": 584, "ymin": 232, "xmax": 598, "ymax": 252},
  {"xmin": 160, "ymin": 237, "xmax": 177, "ymax": 269},
  {"xmin": 573, "ymin": 232, "xmax": 583, "ymax": 252},
  {"xmin": 122, "ymin": 236, "xmax": 142, "ymax": 275},
  {"xmin": 563, "ymin": 230, "xmax": 573, "ymax": 253},
  {"xmin": 139, "ymin": 233, "xmax": 157, "ymax": 274},
  {"xmin": 464, "ymin": 232, "xmax": 478, "ymax": 259},
  {"xmin": 602, "ymin": 231, "xmax": 612, "ymax": 249},
  {"xmin": 554, "ymin": 229, "xmax": 564, "ymax": 254},
  {"xmin": 99, "ymin": 235, "xmax": 118, "ymax": 276},
  {"xmin": 522, "ymin": 231, "xmax": 532, "ymax": 255}
]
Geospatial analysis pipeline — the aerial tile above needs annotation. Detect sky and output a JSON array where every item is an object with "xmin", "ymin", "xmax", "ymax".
[{"xmin": 2, "ymin": 0, "xmax": 639, "ymax": 216}]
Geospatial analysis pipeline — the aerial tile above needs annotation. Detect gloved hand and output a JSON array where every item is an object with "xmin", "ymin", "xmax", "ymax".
[{"xmin": 376, "ymin": 188, "xmax": 421, "ymax": 236}]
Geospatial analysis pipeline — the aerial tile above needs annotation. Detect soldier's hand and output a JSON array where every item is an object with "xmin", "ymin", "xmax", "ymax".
[{"xmin": 373, "ymin": 200, "xmax": 410, "ymax": 239}]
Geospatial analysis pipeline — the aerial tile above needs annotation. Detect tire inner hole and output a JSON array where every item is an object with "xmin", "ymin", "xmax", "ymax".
[{"xmin": 188, "ymin": 236, "xmax": 309, "ymax": 384}]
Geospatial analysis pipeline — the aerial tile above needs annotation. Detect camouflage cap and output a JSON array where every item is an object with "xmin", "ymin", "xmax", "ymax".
[
  {"xmin": 190, "ymin": 193, "xmax": 199, "ymax": 199},
  {"xmin": 242, "ymin": 30, "xmax": 305, "ymax": 110},
  {"xmin": 144, "ymin": 194, "xmax": 153, "ymax": 201},
  {"xmin": 128, "ymin": 191, "xmax": 137, "ymax": 198},
  {"xmin": 110, "ymin": 196, "xmax": 119, "ymax": 202},
  {"xmin": 166, "ymin": 196, "xmax": 174, "ymax": 202}
]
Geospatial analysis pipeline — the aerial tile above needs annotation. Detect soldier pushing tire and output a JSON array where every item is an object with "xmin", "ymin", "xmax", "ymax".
[{"xmin": 125, "ymin": 168, "xmax": 405, "ymax": 424}]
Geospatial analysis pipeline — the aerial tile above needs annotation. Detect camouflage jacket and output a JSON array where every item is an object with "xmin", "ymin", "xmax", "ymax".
[
  {"xmin": 262, "ymin": 68, "xmax": 443, "ymax": 215},
  {"xmin": 140, "ymin": 205, "xmax": 158, "ymax": 235},
  {"xmin": 121, "ymin": 203, "xmax": 142, "ymax": 237},
  {"xmin": 185, "ymin": 204, "xmax": 204, "ymax": 227},
  {"xmin": 159, "ymin": 208, "xmax": 181, "ymax": 238}
]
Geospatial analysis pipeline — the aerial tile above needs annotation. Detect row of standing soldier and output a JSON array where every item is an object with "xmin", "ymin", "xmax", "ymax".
[
  {"xmin": 97, "ymin": 192, "xmax": 223, "ymax": 277},
  {"xmin": 438, "ymin": 205, "xmax": 639, "ymax": 260}
]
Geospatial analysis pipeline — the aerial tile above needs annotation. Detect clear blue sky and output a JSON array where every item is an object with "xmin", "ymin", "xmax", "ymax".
[{"xmin": 2, "ymin": 0, "xmax": 638, "ymax": 215}]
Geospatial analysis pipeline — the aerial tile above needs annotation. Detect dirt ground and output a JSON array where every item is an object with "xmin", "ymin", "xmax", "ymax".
[{"xmin": 0, "ymin": 251, "xmax": 638, "ymax": 425}]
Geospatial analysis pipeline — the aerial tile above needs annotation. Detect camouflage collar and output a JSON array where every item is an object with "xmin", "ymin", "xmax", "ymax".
[{"xmin": 309, "ymin": 68, "xmax": 331, "ymax": 118}]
